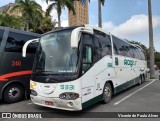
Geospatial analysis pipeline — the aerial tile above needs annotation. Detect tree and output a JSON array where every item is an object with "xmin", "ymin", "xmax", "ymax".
[
  {"xmin": 35, "ymin": 15, "xmax": 57, "ymax": 34},
  {"xmin": 0, "ymin": 11, "xmax": 24, "ymax": 29},
  {"xmin": 46, "ymin": 0, "xmax": 75, "ymax": 27},
  {"xmin": 88, "ymin": 0, "xmax": 105, "ymax": 28},
  {"xmin": 98, "ymin": 0, "xmax": 105, "ymax": 28},
  {"xmin": 11, "ymin": 0, "xmax": 43, "ymax": 31},
  {"xmin": 148, "ymin": 0, "xmax": 155, "ymax": 79}
]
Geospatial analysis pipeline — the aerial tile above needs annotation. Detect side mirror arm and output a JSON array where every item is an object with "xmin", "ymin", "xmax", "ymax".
[{"xmin": 22, "ymin": 38, "xmax": 39, "ymax": 57}]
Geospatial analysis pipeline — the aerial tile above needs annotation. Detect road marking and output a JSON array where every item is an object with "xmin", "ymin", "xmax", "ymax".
[{"xmin": 113, "ymin": 80, "xmax": 156, "ymax": 105}]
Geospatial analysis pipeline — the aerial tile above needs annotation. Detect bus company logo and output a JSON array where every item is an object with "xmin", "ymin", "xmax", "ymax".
[{"xmin": 124, "ymin": 59, "xmax": 137, "ymax": 67}]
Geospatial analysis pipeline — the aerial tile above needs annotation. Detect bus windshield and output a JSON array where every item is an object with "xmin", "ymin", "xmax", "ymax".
[{"xmin": 33, "ymin": 29, "xmax": 78, "ymax": 75}]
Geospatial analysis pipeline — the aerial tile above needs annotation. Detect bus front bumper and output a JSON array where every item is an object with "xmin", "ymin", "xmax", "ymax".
[{"xmin": 30, "ymin": 95, "xmax": 82, "ymax": 111}]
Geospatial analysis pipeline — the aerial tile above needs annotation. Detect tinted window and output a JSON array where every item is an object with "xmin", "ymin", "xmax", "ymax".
[
  {"xmin": 138, "ymin": 48, "xmax": 145, "ymax": 60},
  {"xmin": 141, "ymin": 51, "xmax": 145, "ymax": 60},
  {"xmin": 82, "ymin": 46, "xmax": 93, "ymax": 74},
  {"xmin": 134, "ymin": 47, "xmax": 141, "ymax": 59},
  {"xmin": 93, "ymin": 37, "xmax": 101, "ymax": 62},
  {"xmin": 82, "ymin": 34, "xmax": 94, "ymax": 45},
  {"xmin": 112, "ymin": 36, "xmax": 126, "ymax": 56},
  {"xmin": 129, "ymin": 45, "xmax": 135, "ymax": 58},
  {"xmin": 94, "ymin": 37, "xmax": 100, "ymax": 48},
  {"xmin": 83, "ymin": 46, "xmax": 93, "ymax": 63},
  {"xmin": 5, "ymin": 32, "xmax": 38, "ymax": 53},
  {"xmin": 123, "ymin": 42, "xmax": 132, "ymax": 57},
  {"xmin": 94, "ymin": 30, "xmax": 112, "ymax": 56},
  {"xmin": 100, "ymin": 37, "xmax": 112, "ymax": 56},
  {"xmin": 94, "ymin": 29, "xmax": 106, "ymax": 40},
  {"xmin": 113, "ymin": 43, "xmax": 119, "ymax": 55},
  {"xmin": 131, "ymin": 46, "xmax": 136, "ymax": 58},
  {"xmin": 0, "ymin": 29, "xmax": 4, "ymax": 46}
]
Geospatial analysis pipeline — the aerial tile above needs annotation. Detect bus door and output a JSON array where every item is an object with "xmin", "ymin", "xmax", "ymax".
[{"xmin": 81, "ymin": 34, "xmax": 95, "ymax": 104}]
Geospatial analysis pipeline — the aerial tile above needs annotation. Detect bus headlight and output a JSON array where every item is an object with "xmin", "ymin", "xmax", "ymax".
[
  {"xmin": 30, "ymin": 82, "xmax": 37, "ymax": 89},
  {"xmin": 30, "ymin": 89, "xmax": 38, "ymax": 96},
  {"xmin": 59, "ymin": 92, "xmax": 79, "ymax": 100}
]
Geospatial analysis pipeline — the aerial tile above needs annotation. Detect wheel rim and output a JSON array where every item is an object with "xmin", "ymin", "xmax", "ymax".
[
  {"xmin": 8, "ymin": 87, "xmax": 20, "ymax": 99},
  {"xmin": 104, "ymin": 86, "xmax": 111, "ymax": 98}
]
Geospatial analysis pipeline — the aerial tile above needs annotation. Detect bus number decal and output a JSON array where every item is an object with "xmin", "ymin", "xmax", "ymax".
[
  {"xmin": 12, "ymin": 61, "xmax": 22, "ymax": 67},
  {"xmin": 60, "ymin": 85, "xmax": 74, "ymax": 90}
]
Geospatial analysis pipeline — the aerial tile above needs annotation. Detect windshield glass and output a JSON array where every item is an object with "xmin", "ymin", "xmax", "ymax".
[{"xmin": 33, "ymin": 29, "xmax": 78, "ymax": 75}]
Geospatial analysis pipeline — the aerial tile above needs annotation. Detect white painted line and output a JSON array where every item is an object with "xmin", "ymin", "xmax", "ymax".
[{"xmin": 113, "ymin": 80, "xmax": 156, "ymax": 105}]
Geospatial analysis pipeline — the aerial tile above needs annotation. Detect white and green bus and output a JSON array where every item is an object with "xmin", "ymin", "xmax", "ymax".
[{"xmin": 23, "ymin": 25, "xmax": 147, "ymax": 111}]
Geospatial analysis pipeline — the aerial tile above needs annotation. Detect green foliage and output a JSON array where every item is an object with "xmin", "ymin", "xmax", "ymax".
[
  {"xmin": 46, "ymin": 0, "xmax": 75, "ymax": 27},
  {"xmin": 0, "ymin": 0, "xmax": 56, "ymax": 33},
  {"xmin": 0, "ymin": 12, "xmax": 25, "ymax": 29},
  {"xmin": 12, "ymin": 0, "xmax": 43, "ymax": 31},
  {"xmin": 34, "ymin": 16, "xmax": 57, "ymax": 34}
]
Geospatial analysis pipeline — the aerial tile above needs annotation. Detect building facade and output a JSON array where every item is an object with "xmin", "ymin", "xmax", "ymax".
[{"xmin": 68, "ymin": 0, "xmax": 89, "ymax": 26}]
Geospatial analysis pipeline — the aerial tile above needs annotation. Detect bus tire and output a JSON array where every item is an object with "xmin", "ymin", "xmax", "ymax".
[
  {"xmin": 141, "ymin": 75, "xmax": 144, "ymax": 84},
  {"xmin": 138, "ymin": 75, "xmax": 143, "ymax": 85},
  {"xmin": 102, "ymin": 82, "xmax": 112, "ymax": 104},
  {"xmin": 143, "ymin": 74, "xmax": 145, "ymax": 83},
  {"xmin": 3, "ymin": 84, "xmax": 24, "ymax": 103}
]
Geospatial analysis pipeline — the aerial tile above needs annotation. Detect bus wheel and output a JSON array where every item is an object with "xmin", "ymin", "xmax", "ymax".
[
  {"xmin": 141, "ymin": 75, "xmax": 144, "ymax": 84},
  {"xmin": 142, "ymin": 74, "xmax": 145, "ymax": 83},
  {"xmin": 102, "ymin": 82, "xmax": 112, "ymax": 104},
  {"xmin": 139, "ymin": 75, "xmax": 143, "ymax": 85},
  {"xmin": 3, "ymin": 84, "xmax": 24, "ymax": 103}
]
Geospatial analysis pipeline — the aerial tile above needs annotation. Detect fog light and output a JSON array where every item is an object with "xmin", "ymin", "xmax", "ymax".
[
  {"xmin": 67, "ymin": 102, "xmax": 73, "ymax": 107},
  {"xmin": 59, "ymin": 92, "xmax": 79, "ymax": 100}
]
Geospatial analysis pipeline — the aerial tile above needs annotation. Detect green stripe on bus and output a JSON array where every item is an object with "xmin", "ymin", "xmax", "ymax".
[
  {"xmin": 82, "ymin": 94, "xmax": 103, "ymax": 109},
  {"xmin": 114, "ymin": 76, "xmax": 140, "ymax": 94},
  {"xmin": 82, "ymin": 76, "xmax": 140, "ymax": 109}
]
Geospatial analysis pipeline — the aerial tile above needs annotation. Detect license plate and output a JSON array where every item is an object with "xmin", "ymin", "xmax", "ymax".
[{"xmin": 45, "ymin": 101, "xmax": 54, "ymax": 106}]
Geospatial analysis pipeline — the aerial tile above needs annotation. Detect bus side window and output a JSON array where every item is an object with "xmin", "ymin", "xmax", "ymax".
[
  {"xmin": 0, "ymin": 29, "xmax": 4, "ymax": 46},
  {"xmin": 141, "ymin": 50, "xmax": 145, "ymax": 60},
  {"xmin": 129, "ymin": 45, "xmax": 135, "ymax": 58},
  {"xmin": 134, "ymin": 47, "xmax": 141, "ymax": 59},
  {"xmin": 5, "ymin": 32, "xmax": 38, "ymax": 53},
  {"xmin": 112, "ymin": 36, "xmax": 125, "ymax": 56},
  {"xmin": 93, "ymin": 37, "xmax": 101, "ymax": 62},
  {"xmin": 95, "ymin": 32, "xmax": 112, "ymax": 57},
  {"xmin": 82, "ymin": 46, "xmax": 93, "ymax": 74}
]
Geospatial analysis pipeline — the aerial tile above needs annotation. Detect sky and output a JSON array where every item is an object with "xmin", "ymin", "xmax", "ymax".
[{"xmin": 0, "ymin": 0, "xmax": 160, "ymax": 52}]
